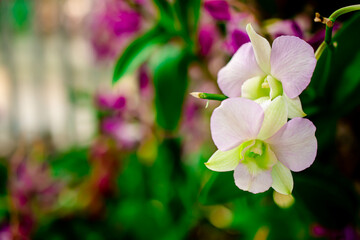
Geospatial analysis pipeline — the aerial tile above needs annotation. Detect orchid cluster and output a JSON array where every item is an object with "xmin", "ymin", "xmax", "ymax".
[{"xmin": 198, "ymin": 23, "xmax": 318, "ymax": 195}]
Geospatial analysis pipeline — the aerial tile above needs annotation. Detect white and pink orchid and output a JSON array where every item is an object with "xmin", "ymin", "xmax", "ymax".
[
  {"xmin": 206, "ymin": 97, "xmax": 317, "ymax": 194},
  {"xmin": 218, "ymin": 24, "xmax": 317, "ymax": 118}
]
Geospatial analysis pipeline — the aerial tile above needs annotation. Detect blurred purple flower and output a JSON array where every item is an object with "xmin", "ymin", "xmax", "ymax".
[
  {"xmin": 265, "ymin": 17, "xmax": 341, "ymax": 51},
  {"xmin": 226, "ymin": 29, "xmax": 250, "ymax": 54},
  {"xmin": 0, "ymin": 224, "xmax": 11, "ymax": 240},
  {"xmin": 267, "ymin": 20, "xmax": 303, "ymax": 39},
  {"xmin": 89, "ymin": 0, "xmax": 142, "ymax": 60},
  {"xmin": 198, "ymin": 25, "xmax": 218, "ymax": 56},
  {"xmin": 110, "ymin": 11, "xmax": 141, "ymax": 36},
  {"xmin": 311, "ymin": 224, "xmax": 360, "ymax": 240},
  {"xmin": 204, "ymin": 0, "xmax": 231, "ymax": 21},
  {"xmin": 101, "ymin": 116, "xmax": 141, "ymax": 149},
  {"xmin": 139, "ymin": 65, "xmax": 151, "ymax": 94},
  {"xmin": 96, "ymin": 93, "xmax": 126, "ymax": 111}
]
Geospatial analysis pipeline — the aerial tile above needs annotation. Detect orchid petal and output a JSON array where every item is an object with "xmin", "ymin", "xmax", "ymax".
[
  {"xmin": 271, "ymin": 161, "xmax": 293, "ymax": 195},
  {"xmin": 257, "ymin": 96, "xmax": 288, "ymax": 140},
  {"xmin": 211, "ymin": 98, "xmax": 264, "ymax": 151},
  {"xmin": 270, "ymin": 36, "xmax": 316, "ymax": 98},
  {"xmin": 284, "ymin": 94, "xmax": 306, "ymax": 118},
  {"xmin": 266, "ymin": 118, "xmax": 317, "ymax": 172},
  {"xmin": 218, "ymin": 43, "xmax": 264, "ymax": 97},
  {"xmin": 254, "ymin": 96, "xmax": 271, "ymax": 106},
  {"xmin": 246, "ymin": 24, "xmax": 271, "ymax": 74},
  {"xmin": 206, "ymin": 147, "xmax": 241, "ymax": 172},
  {"xmin": 234, "ymin": 163, "xmax": 272, "ymax": 194}
]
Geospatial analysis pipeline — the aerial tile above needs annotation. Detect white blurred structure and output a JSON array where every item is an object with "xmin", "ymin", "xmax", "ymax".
[{"xmin": 0, "ymin": 0, "xmax": 112, "ymax": 155}]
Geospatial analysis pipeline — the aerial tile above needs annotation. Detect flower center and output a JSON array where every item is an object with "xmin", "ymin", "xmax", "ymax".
[
  {"xmin": 239, "ymin": 139, "xmax": 277, "ymax": 173},
  {"xmin": 241, "ymin": 75, "xmax": 283, "ymax": 101},
  {"xmin": 262, "ymin": 75, "xmax": 283, "ymax": 100}
]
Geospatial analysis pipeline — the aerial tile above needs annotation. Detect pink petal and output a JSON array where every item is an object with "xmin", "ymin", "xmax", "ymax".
[
  {"xmin": 270, "ymin": 36, "xmax": 316, "ymax": 98},
  {"xmin": 234, "ymin": 163, "xmax": 273, "ymax": 193},
  {"xmin": 266, "ymin": 118, "xmax": 317, "ymax": 172},
  {"xmin": 218, "ymin": 42, "xmax": 264, "ymax": 97},
  {"xmin": 211, "ymin": 98, "xmax": 264, "ymax": 151}
]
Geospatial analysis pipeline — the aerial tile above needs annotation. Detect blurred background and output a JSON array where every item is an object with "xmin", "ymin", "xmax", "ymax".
[{"xmin": 0, "ymin": 0, "xmax": 360, "ymax": 239}]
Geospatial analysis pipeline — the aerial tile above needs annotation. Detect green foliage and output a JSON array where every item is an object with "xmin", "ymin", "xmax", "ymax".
[
  {"xmin": 151, "ymin": 45, "xmax": 193, "ymax": 131},
  {"xmin": 293, "ymin": 163, "xmax": 358, "ymax": 229},
  {"xmin": 112, "ymin": 25, "xmax": 173, "ymax": 84},
  {"xmin": 152, "ymin": 0, "xmax": 175, "ymax": 32},
  {"xmin": 303, "ymin": 13, "xmax": 360, "ymax": 117},
  {"xmin": 174, "ymin": 0, "xmax": 202, "ymax": 42},
  {"xmin": 11, "ymin": 0, "xmax": 30, "ymax": 29},
  {"xmin": 49, "ymin": 148, "xmax": 90, "ymax": 184}
]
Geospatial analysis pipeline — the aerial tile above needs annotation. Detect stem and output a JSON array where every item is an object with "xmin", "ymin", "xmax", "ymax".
[
  {"xmin": 190, "ymin": 92, "xmax": 228, "ymax": 101},
  {"xmin": 314, "ymin": 4, "xmax": 360, "ymax": 59},
  {"xmin": 329, "ymin": 4, "xmax": 360, "ymax": 20},
  {"xmin": 314, "ymin": 41, "xmax": 326, "ymax": 60},
  {"xmin": 325, "ymin": 4, "xmax": 360, "ymax": 45}
]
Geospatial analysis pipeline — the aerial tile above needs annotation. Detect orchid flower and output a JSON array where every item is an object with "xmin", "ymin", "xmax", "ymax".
[
  {"xmin": 218, "ymin": 24, "xmax": 317, "ymax": 118},
  {"xmin": 206, "ymin": 97, "xmax": 317, "ymax": 194}
]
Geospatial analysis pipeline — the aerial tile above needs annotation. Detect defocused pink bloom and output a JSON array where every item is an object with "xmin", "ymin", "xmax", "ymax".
[
  {"xmin": 226, "ymin": 29, "xmax": 250, "ymax": 54},
  {"xmin": 265, "ymin": 16, "xmax": 341, "ymax": 50},
  {"xmin": 198, "ymin": 25, "xmax": 218, "ymax": 56},
  {"xmin": 96, "ymin": 92, "xmax": 126, "ymax": 111},
  {"xmin": 204, "ymin": 0, "xmax": 231, "ymax": 21},
  {"xmin": 224, "ymin": 13, "xmax": 257, "ymax": 54},
  {"xmin": 101, "ymin": 116, "xmax": 142, "ymax": 149},
  {"xmin": 0, "ymin": 224, "xmax": 11, "ymax": 240},
  {"xmin": 89, "ymin": 0, "xmax": 142, "ymax": 60},
  {"xmin": 311, "ymin": 224, "xmax": 360, "ymax": 240}
]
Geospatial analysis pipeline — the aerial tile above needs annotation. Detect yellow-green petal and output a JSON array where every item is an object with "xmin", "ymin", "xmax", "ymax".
[
  {"xmin": 241, "ymin": 76, "xmax": 269, "ymax": 100},
  {"xmin": 246, "ymin": 24, "xmax": 272, "ymax": 74},
  {"xmin": 284, "ymin": 94, "xmax": 306, "ymax": 118},
  {"xmin": 267, "ymin": 75, "xmax": 283, "ymax": 100},
  {"xmin": 205, "ymin": 147, "xmax": 241, "ymax": 172},
  {"xmin": 271, "ymin": 161, "xmax": 293, "ymax": 195},
  {"xmin": 257, "ymin": 96, "xmax": 288, "ymax": 140}
]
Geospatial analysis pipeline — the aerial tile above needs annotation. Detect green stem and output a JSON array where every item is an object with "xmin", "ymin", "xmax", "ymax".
[
  {"xmin": 191, "ymin": 92, "xmax": 228, "ymax": 101},
  {"xmin": 325, "ymin": 4, "xmax": 360, "ymax": 45},
  {"xmin": 314, "ymin": 41, "xmax": 326, "ymax": 60}
]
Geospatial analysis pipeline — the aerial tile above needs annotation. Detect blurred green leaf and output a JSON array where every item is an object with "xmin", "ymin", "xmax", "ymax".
[
  {"xmin": 304, "ymin": 13, "xmax": 360, "ymax": 116},
  {"xmin": 199, "ymin": 171, "xmax": 260, "ymax": 205},
  {"xmin": 293, "ymin": 163, "xmax": 358, "ymax": 229},
  {"xmin": 152, "ymin": 0, "xmax": 175, "ymax": 32},
  {"xmin": 0, "ymin": 161, "xmax": 7, "ymax": 196},
  {"xmin": 112, "ymin": 25, "xmax": 173, "ymax": 84},
  {"xmin": 174, "ymin": 0, "xmax": 201, "ymax": 42},
  {"xmin": 49, "ymin": 148, "xmax": 90, "ymax": 183},
  {"xmin": 151, "ymin": 45, "xmax": 192, "ymax": 131},
  {"xmin": 11, "ymin": 0, "xmax": 30, "ymax": 29}
]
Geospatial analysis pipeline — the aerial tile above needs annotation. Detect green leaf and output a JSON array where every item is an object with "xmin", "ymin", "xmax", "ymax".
[
  {"xmin": 293, "ymin": 163, "xmax": 358, "ymax": 229},
  {"xmin": 151, "ymin": 45, "xmax": 192, "ymax": 131},
  {"xmin": 49, "ymin": 148, "xmax": 90, "ymax": 183},
  {"xmin": 152, "ymin": 0, "xmax": 175, "ymax": 32},
  {"xmin": 199, "ymin": 171, "xmax": 259, "ymax": 205},
  {"xmin": 112, "ymin": 25, "xmax": 172, "ymax": 84},
  {"xmin": 173, "ymin": 0, "xmax": 201, "ymax": 41},
  {"xmin": 304, "ymin": 13, "xmax": 360, "ymax": 116}
]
